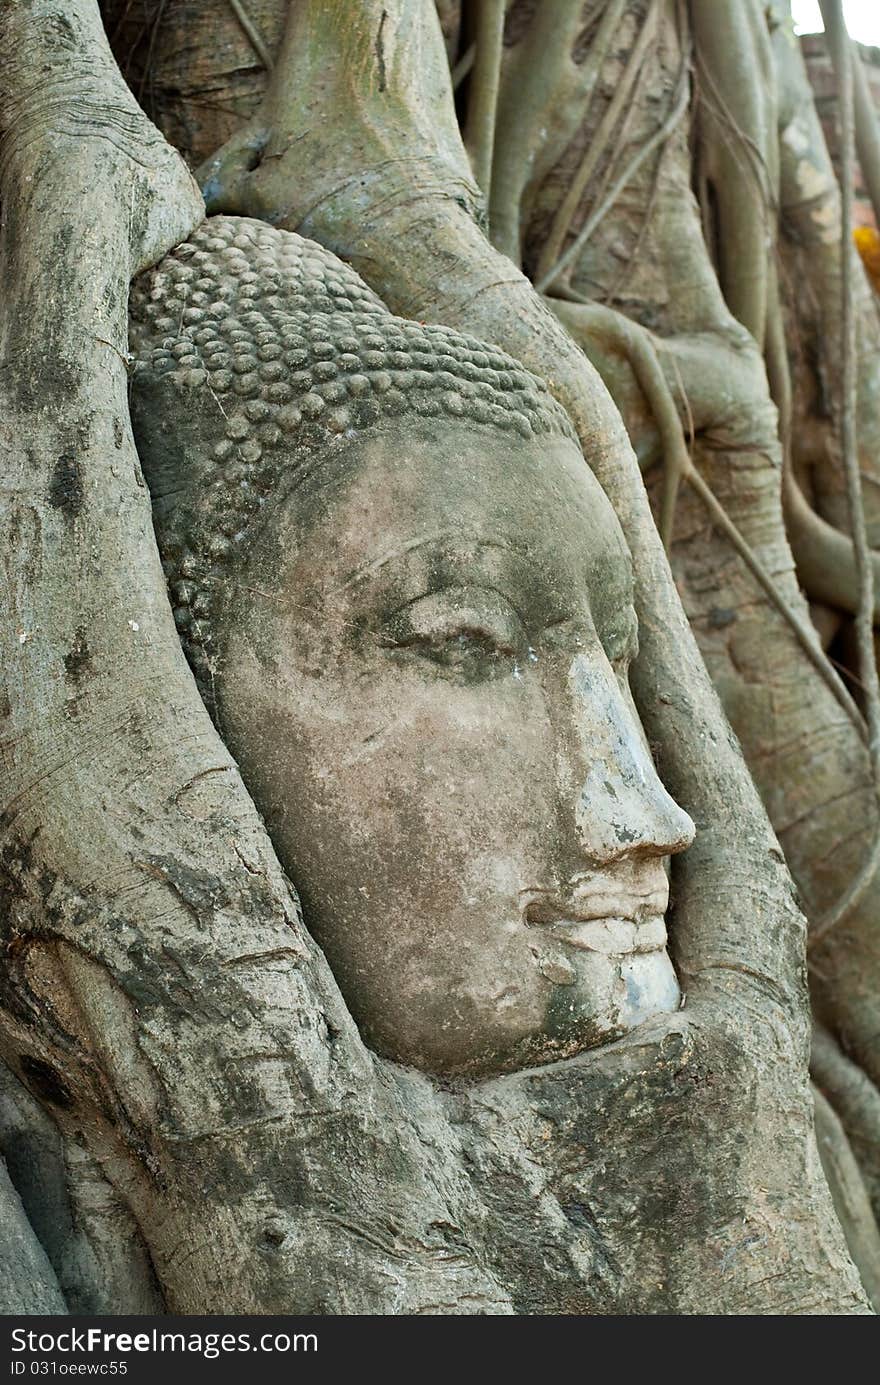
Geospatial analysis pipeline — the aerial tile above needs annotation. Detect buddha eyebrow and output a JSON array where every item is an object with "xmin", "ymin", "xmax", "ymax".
[{"xmin": 334, "ymin": 533, "xmax": 537, "ymax": 593}]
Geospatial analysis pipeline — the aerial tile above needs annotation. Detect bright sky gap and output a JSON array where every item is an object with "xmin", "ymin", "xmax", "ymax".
[{"xmin": 792, "ymin": 0, "xmax": 880, "ymax": 46}]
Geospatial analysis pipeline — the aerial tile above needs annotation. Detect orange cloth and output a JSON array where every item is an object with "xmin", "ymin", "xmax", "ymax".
[{"xmin": 854, "ymin": 225, "xmax": 880, "ymax": 292}]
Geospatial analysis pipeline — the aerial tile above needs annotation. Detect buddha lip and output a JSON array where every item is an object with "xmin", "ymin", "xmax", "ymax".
[
  {"xmin": 523, "ymin": 891, "xmax": 668, "ymax": 928},
  {"xmin": 522, "ymin": 889, "xmax": 669, "ymax": 955},
  {"xmin": 545, "ymin": 916, "xmax": 668, "ymax": 956}
]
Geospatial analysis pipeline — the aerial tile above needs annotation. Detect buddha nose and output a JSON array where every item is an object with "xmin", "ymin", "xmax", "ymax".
[{"xmin": 564, "ymin": 651, "xmax": 695, "ymax": 866}]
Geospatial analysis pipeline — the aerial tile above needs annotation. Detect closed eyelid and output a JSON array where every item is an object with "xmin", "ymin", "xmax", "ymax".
[
  {"xmin": 376, "ymin": 589, "xmax": 529, "ymax": 684},
  {"xmin": 383, "ymin": 585, "xmax": 525, "ymax": 637},
  {"xmin": 330, "ymin": 536, "xmax": 574, "ymax": 638}
]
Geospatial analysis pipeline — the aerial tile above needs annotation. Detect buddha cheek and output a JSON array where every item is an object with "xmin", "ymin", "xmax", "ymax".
[
  {"xmin": 287, "ymin": 668, "xmax": 560, "ymax": 1017},
  {"xmin": 342, "ymin": 669, "xmax": 552, "ymax": 899}
]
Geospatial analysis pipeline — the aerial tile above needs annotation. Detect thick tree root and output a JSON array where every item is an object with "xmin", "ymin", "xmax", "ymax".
[
  {"xmin": 813, "ymin": 1083, "xmax": 880, "ymax": 1309},
  {"xmin": 0, "ymin": 1062, "xmax": 162, "ymax": 1312},
  {"xmin": 462, "ymin": 0, "xmax": 505, "ymax": 201},
  {"xmin": 550, "ymin": 296, "xmax": 868, "ymax": 742},
  {"xmin": 783, "ymin": 459, "xmax": 880, "ymax": 621},
  {"xmin": 812, "ymin": 1025, "xmax": 880, "ymax": 1219},
  {"xmin": 0, "ymin": 1154, "xmax": 66, "ymax": 1314}
]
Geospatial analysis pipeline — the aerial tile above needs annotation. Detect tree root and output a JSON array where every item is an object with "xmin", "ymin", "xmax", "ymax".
[
  {"xmin": 226, "ymin": 0, "xmax": 273, "ymax": 71},
  {"xmin": 536, "ymin": 33, "xmax": 690, "ymax": 294},
  {"xmin": 813, "ymin": 1083, "xmax": 880, "ymax": 1310},
  {"xmin": 812, "ymin": 1024, "xmax": 880, "ymax": 1221},
  {"xmin": 772, "ymin": 2, "xmax": 880, "ymax": 611},
  {"xmin": 811, "ymin": 829, "xmax": 880, "ymax": 946},
  {"xmin": 462, "ymin": 0, "xmax": 505, "ymax": 202},
  {"xmin": 0, "ymin": 1155, "xmax": 65, "ymax": 1314},
  {"xmin": 0, "ymin": 1062, "xmax": 162, "ymax": 1313},
  {"xmin": 690, "ymin": 0, "xmax": 779, "ymax": 349},
  {"xmin": 820, "ymin": 0, "xmax": 880, "ymax": 237},
  {"xmin": 783, "ymin": 468, "xmax": 880, "ymax": 622},
  {"xmin": 820, "ymin": 0, "xmax": 880, "ymax": 789},
  {"xmin": 488, "ymin": 0, "xmax": 619, "ymax": 264},
  {"xmin": 550, "ymin": 294, "xmax": 869, "ymax": 744},
  {"xmin": 533, "ymin": 0, "xmax": 658, "ymax": 291}
]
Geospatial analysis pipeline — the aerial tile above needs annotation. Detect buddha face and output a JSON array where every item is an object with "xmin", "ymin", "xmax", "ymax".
[{"xmin": 214, "ymin": 416, "xmax": 694, "ymax": 1075}]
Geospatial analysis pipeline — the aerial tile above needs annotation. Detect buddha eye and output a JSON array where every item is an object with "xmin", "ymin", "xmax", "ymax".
[
  {"xmin": 415, "ymin": 628, "xmax": 513, "ymax": 670},
  {"xmin": 380, "ymin": 587, "xmax": 525, "ymax": 679}
]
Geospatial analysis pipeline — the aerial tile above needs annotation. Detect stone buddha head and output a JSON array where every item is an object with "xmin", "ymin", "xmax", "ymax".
[{"xmin": 129, "ymin": 215, "xmax": 695, "ymax": 1078}]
